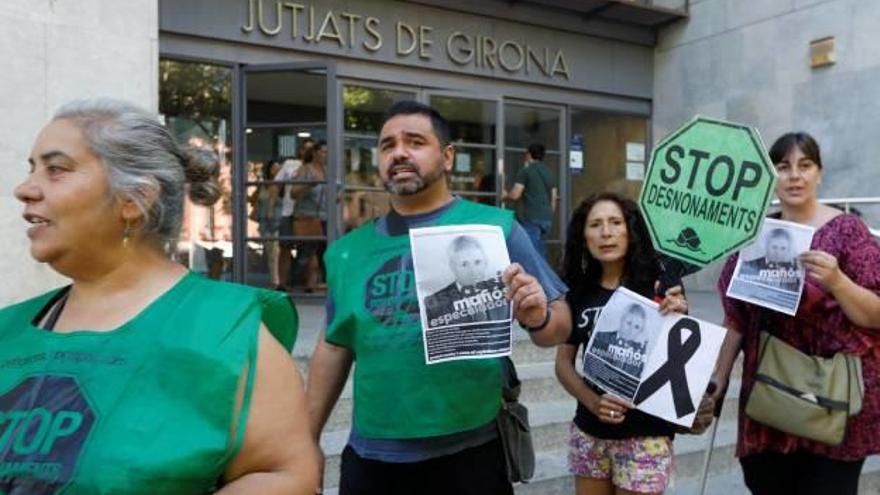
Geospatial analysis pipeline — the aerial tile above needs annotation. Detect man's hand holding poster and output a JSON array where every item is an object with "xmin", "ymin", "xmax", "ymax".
[
  {"xmin": 583, "ymin": 288, "xmax": 726, "ymax": 427},
  {"xmin": 410, "ymin": 225, "xmax": 513, "ymax": 365},
  {"xmin": 726, "ymin": 218, "xmax": 815, "ymax": 315}
]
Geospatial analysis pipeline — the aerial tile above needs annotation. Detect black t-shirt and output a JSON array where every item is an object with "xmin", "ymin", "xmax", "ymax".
[{"xmin": 564, "ymin": 286, "xmax": 677, "ymax": 440}]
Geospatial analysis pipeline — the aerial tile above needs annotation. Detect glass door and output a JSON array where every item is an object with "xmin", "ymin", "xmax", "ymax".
[
  {"xmin": 568, "ymin": 109, "xmax": 649, "ymax": 206},
  {"xmin": 237, "ymin": 63, "xmax": 338, "ymax": 296},
  {"xmin": 502, "ymin": 102, "xmax": 565, "ymax": 265},
  {"xmin": 425, "ymin": 92, "xmax": 502, "ymax": 206},
  {"xmin": 339, "ymin": 83, "xmax": 417, "ymax": 233}
]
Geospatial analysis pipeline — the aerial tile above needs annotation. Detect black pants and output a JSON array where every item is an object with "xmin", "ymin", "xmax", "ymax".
[
  {"xmin": 339, "ymin": 438, "xmax": 514, "ymax": 495},
  {"xmin": 740, "ymin": 450, "xmax": 865, "ymax": 495}
]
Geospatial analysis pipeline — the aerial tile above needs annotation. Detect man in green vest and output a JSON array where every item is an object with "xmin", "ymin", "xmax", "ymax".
[
  {"xmin": 505, "ymin": 143, "xmax": 557, "ymax": 259},
  {"xmin": 307, "ymin": 101, "xmax": 571, "ymax": 495}
]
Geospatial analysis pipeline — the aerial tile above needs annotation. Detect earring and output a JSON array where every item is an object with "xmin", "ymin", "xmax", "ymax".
[{"xmin": 122, "ymin": 221, "xmax": 131, "ymax": 248}]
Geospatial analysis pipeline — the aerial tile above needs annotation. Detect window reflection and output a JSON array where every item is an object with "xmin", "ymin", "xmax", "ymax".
[
  {"xmin": 342, "ymin": 85, "xmax": 413, "ymax": 227},
  {"xmin": 159, "ymin": 59, "xmax": 233, "ymax": 280}
]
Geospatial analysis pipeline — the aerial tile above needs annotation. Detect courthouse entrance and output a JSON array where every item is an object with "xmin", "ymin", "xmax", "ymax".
[
  {"xmin": 236, "ymin": 71, "xmax": 570, "ymax": 295},
  {"xmin": 160, "ymin": 57, "xmax": 648, "ymax": 296},
  {"xmin": 157, "ymin": 0, "xmax": 671, "ymax": 295}
]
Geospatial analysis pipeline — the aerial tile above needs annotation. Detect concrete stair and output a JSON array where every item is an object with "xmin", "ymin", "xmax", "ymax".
[{"xmin": 294, "ymin": 292, "xmax": 880, "ymax": 495}]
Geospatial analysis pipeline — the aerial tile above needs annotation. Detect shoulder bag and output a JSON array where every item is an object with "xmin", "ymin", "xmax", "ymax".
[
  {"xmin": 496, "ymin": 356, "xmax": 535, "ymax": 483},
  {"xmin": 745, "ymin": 328, "xmax": 864, "ymax": 446}
]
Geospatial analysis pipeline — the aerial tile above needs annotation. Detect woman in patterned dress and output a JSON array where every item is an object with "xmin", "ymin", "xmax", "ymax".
[{"xmin": 715, "ymin": 132, "xmax": 880, "ymax": 494}]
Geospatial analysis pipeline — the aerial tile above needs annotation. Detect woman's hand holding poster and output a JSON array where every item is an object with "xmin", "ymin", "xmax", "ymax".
[
  {"xmin": 726, "ymin": 218, "xmax": 816, "ymax": 315},
  {"xmin": 583, "ymin": 288, "xmax": 727, "ymax": 427}
]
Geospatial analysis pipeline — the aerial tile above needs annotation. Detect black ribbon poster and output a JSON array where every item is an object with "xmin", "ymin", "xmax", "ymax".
[
  {"xmin": 633, "ymin": 318, "xmax": 701, "ymax": 417},
  {"xmin": 582, "ymin": 287, "xmax": 726, "ymax": 427}
]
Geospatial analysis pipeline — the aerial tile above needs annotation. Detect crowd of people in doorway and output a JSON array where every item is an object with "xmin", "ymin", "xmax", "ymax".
[
  {"xmin": 1, "ymin": 96, "xmax": 879, "ymax": 495},
  {"xmin": 249, "ymin": 138, "xmax": 328, "ymax": 293}
]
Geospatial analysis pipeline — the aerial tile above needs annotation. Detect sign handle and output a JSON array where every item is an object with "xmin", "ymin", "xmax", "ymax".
[
  {"xmin": 697, "ymin": 380, "xmax": 728, "ymax": 495},
  {"xmin": 655, "ymin": 254, "xmax": 701, "ymax": 298}
]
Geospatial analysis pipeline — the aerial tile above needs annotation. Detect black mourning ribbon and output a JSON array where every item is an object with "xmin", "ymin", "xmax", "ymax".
[{"xmin": 633, "ymin": 317, "xmax": 701, "ymax": 418}]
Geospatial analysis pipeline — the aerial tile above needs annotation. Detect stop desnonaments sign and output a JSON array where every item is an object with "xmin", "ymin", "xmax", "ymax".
[{"xmin": 639, "ymin": 117, "xmax": 777, "ymax": 267}]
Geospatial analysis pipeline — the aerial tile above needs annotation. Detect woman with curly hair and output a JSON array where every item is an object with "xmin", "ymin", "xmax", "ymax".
[{"xmin": 555, "ymin": 192, "xmax": 693, "ymax": 495}]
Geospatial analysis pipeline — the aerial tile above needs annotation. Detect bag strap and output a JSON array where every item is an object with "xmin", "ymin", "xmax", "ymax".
[{"xmin": 500, "ymin": 356, "xmax": 521, "ymax": 402}]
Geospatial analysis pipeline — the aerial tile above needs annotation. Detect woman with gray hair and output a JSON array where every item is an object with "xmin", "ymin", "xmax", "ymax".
[{"xmin": 0, "ymin": 99, "xmax": 319, "ymax": 493}]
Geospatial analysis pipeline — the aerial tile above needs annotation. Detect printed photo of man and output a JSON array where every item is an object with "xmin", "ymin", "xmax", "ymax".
[
  {"xmin": 589, "ymin": 303, "xmax": 650, "ymax": 377},
  {"xmin": 424, "ymin": 235, "xmax": 509, "ymax": 327},
  {"xmin": 739, "ymin": 227, "xmax": 801, "ymax": 291}
]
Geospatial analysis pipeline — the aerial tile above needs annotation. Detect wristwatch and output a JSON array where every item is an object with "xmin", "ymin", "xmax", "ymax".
[{"xmin": 523, "ymin": 308, "xmax": 552, "ymax": 333}]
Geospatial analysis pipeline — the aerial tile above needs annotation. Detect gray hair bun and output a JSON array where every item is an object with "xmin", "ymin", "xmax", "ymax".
[{"xmin": 182, "ymin": 147, "xmax": 221, "ymax": 206}]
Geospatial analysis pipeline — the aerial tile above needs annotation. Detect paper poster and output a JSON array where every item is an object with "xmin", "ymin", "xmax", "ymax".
[
  {"xmin": 569, "ymin": 150, "xmax": 584, "ymax": 170},
  {"xmin": 626, "ymin": 161, "xmax": 645, "ymax": 180},
  {"xmin": 455, "ymin": 152, "xmax": 472, "ymax": 173},
  {"xmin": 410, "ymin": 225, "xmax": 513, "ymax": 365},
  {"xmin": 726, "ymin": 218, "xmax": 815, "ymax": 316},
  {"xmin": 583, "ymin": 288, "xmax": 727, "ymax": 427},
  {"xmin": 626, "ymin": 142, "xmax": 645, "ymax": 162}
]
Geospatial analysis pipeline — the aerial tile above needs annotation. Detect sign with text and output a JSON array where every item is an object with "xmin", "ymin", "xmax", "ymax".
[
  {"xmin": 583, "ymin": 288, "xmax": 726, "ymax": 427},
  {"xmin": 410, "ymin": 225, "xmax": 513, "ymax": 365},
  {"xmin": 159, "ymin": 0, "xmax": 654, "ymax": 97},
  {"xmin": 639, "ymin": 117, "xmax": 777, "ymax": 267},
  {"xmin": 726, "ymin": 218, "xmax": 815, "ymax": 316}
]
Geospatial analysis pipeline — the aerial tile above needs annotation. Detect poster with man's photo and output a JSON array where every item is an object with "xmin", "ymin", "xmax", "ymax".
[
  {"xmin": 410, "ymin": 225, "xmax": 513, "ymax": 365},
  {"xmin": 726, "ymin": 218, "xmax": 815, "ymax": 316},
  {"xmin": 583, "ymin": 288, "xmax": 727, "ymax": 427}
]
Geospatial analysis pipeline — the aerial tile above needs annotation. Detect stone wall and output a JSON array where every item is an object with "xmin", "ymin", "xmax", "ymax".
[
  {"xmin": 655, "ymin": 0, "xmax": 880, "ymax": 289},
  {"xmin": 0, "ymin": 0, "xmax": 158, "ymax": 304}
]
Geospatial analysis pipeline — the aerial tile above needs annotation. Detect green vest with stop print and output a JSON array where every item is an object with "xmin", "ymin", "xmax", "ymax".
[
  {"xmin": 324, "ymin": 199, "xmax": 514, "ymax": 438},
  {"xmin": 0, "ymin": 272, "xmax": 297, "ymax": 494}
]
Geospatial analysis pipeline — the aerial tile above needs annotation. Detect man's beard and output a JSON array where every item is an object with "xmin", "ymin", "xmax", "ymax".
[{"xmin": 382, "ymin": 160, "xmax": 445, "ymax": 196}]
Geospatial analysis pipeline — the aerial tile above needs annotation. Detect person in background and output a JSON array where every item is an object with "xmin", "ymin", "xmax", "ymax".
[
  {"xmin": 252, "ymin": 159, "xmax": 284, "ymax": 289},
  {"xmin": 290, "ymin": 140, "xmax": 328, "ymax": 293},
  {"xmin": 714, "ymin": 132, "xmax": 880, "ymax": 495},
  {"xmin": 555, "ymin": 192, "xmax": 704, "ymax": 495},
  {"xmin": 275, "ymin": 138, "xmax": 315, "ymax": 291},
  {"xmin": 307, "ymin": 101, "xmax": 571, "ymax": 495},
  {"xmin": 505, "ymin": 143, "xmax": 557, "ymax": 258},
  {"xmin": 1, "ymin": 99, "xmax": 319, "ymax": 493}
]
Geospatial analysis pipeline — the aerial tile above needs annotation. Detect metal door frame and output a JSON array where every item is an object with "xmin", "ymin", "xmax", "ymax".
[{"xmin": 235, "ymin": 61, "xmax": 339, "ymax": 284}]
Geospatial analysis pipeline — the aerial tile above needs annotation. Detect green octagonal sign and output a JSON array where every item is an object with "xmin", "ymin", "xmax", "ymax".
[{"xmin": 639, "ymin": 117, "xmax": 777, "ymax": 267}]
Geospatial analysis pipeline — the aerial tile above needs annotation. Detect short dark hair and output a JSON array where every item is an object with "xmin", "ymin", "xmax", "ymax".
[
  {"xmin": 766, "ymin": 228, "xmax": 793, "ymax": 244},
  {"xmin": 448, "ymin": 235, "xmax": 484, "ymax": 258},
  {"xmin": 527, "ymin": 143, "xmax": 546, "ymax": 161},
  {"xmin": 769, "ymin": 132, "xmax": 822, "ymax": 169},
  {"xmin": 623, "ymin": 303, "xmax": 647, "ymax": 321},
  {"xmin": 382, "ymin": 100, "xmax": 451, "ymax": 146}
]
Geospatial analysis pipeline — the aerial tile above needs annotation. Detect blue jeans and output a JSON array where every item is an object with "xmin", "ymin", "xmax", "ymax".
[{"xmin": 522, "ymin": 220, "xmax": 551, "ymax": 260}]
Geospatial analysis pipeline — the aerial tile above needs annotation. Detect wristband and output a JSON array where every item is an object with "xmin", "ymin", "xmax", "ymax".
[{"xmin": 523, "ymin": 308, "xmax": 552, "ymax": 333}]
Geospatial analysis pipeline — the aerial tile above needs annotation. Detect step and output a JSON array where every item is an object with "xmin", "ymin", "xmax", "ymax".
[
  {"xmin": 318, "ymin": 389, "xmax": 741, "ymax": 490},
  {"xmin": 324, "ymin": 456, "xmax": 880, "ymax": 495}
]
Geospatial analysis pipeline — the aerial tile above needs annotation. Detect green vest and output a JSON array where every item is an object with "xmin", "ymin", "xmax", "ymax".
[
  {"xmin": 324, "ymin": 199, "xmax": 514, "ymax": 438},
  {"xmin": 0, "ymin": 272, "xmax": 298, "ymax": 494}
]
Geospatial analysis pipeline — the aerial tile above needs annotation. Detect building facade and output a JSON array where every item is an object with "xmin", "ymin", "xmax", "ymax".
[
  {"xmin": 655, "ymin": 0, "xmax": 880, "ymax": 288},
  {"xmin": 156, "ymin": 0, "xmax": 685, "ymax": 295}
]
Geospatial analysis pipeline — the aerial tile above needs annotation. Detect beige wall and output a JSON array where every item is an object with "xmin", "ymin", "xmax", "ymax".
[
  {"xmin": 0, "ymin": 0, "xmax": 158, "ymax": 305},
  {"xmin": 654, "ymin": 0, "xmax": 880, "ymax": 290}
]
